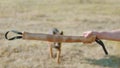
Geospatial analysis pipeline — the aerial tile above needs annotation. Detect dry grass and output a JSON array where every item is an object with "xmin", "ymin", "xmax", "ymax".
[{"xmin": 0, "ymin": 0, "xmax": 120, "ymax": 68}]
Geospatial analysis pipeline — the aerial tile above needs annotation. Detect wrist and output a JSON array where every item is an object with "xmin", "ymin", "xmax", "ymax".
[{"xmin": 96, "ymin": 31, "xmax": 106, "ymax": 39}]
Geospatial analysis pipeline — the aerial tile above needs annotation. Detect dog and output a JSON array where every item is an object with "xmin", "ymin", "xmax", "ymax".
[{"xmin": 49, "ymin": 28, "xmax": 63, "ymax": 64}]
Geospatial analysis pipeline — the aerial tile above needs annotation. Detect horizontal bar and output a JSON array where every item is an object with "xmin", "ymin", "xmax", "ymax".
[{"xmin": 22, "ymin": 32, "xmax": 96, "ymax": 43}]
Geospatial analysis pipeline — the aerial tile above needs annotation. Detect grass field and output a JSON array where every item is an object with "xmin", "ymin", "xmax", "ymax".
[{"xmin": 0, "ymin": 0, "xmax": 120, "ymax": 68}]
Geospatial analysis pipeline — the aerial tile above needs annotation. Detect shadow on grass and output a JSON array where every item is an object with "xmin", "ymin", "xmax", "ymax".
[{"xmin": 85, "ymin": 55, "xmax": 120, "ymax": 68}]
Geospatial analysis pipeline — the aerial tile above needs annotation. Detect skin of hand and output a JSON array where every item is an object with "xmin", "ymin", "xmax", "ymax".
[{"xmin": 83, "ymin": 31, "xmax": 98, "ymax": 43}]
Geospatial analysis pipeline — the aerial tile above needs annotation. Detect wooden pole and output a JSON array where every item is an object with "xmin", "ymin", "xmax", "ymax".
[{"xmin": 22, "ymin": 32, "xmax": 96, "ymax": 43}]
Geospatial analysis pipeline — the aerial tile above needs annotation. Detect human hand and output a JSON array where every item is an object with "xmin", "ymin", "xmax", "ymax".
[{"xmin": 83, "ymin": 31, "xmax": 97, "ymax": 43}]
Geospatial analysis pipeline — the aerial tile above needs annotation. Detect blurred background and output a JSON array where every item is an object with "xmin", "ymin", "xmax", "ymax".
[{"xmin": 0, "ymin": 0, "xmax": 120, "ymax": 68}]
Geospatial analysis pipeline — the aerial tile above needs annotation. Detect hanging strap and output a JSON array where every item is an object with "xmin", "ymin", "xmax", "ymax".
[{"xmin": 95, "ymin": 38, "xmax": 108, "ymax": 55}]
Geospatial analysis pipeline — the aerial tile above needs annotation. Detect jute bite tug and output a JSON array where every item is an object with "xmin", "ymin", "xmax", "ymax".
[{"xmin": 5, "ymin": 28, "xmax": 108, "ymax": 64}]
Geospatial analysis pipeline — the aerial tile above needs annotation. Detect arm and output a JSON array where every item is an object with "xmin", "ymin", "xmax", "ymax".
[
  {"xmin": 83, "ymin": 29, "xmax": 120, "ymax": 42},
  {"xmin": 97, "ymin": 30, "xmax": 120, "ymax": 41}
]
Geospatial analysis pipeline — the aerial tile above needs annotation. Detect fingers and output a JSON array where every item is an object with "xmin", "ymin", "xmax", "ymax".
[
  {"xmin": 83, "ymin": 31, "xmax": 97, "ymax": 44},
  {"xmin": 83, "ymin": 31, "xmax": 93, "ymax": 38}
]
